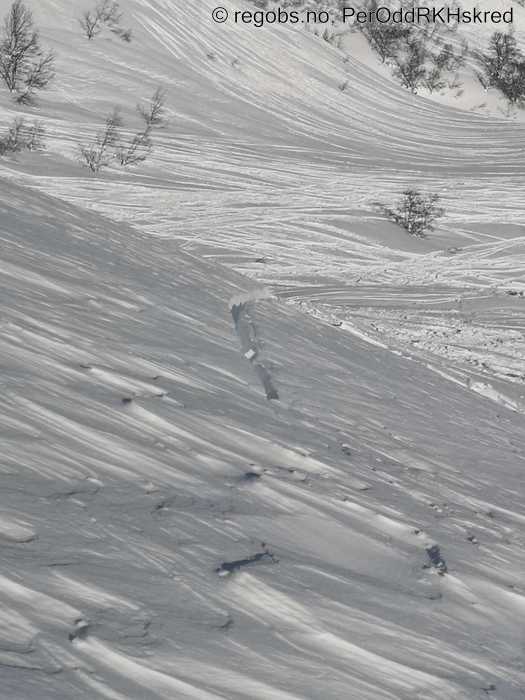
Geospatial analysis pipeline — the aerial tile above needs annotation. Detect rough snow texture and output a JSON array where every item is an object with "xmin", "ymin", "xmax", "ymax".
[{"xmin": 1, "ymin": 1, "xmax": 525, "ymax": 698}]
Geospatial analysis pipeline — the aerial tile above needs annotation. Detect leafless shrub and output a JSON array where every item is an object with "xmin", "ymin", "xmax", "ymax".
[
  {"xmin": 391, "ymin": 35, "xmax": 428, "ymax": 93},
  {"xmin": 80, "ymin": 0, "xmax": 131, "ymax": 41},
  {"xmin": 80, "ymin": 90, "xmax": 167, "ymax": 172},
  {"xmin": 110, "ymin": 26, "xmax": 132, "ymax": 42},
  {"xmin": 117, "ymin": 88, "xmax": 166, "ymax": 166},
  {"xmin": 138, "ymin": 87, "xmax": 166, "ymax": 128},
  {"xmin": 0, "ymin": 0, "xmax": 55, "ymax": 103},
  {"xmin": 500, "ymin": 61, "xmax": 525, "ymax": 106},
  {"xmin": 20, "ymin": 118, "xmax": 45, "ymax": 149},
  {"xmin": 476, "ymin": 32, "xmax": 520, "ymax": 86},
  {"xmin": 356, "ymin": 1, "xmax": 410, "ymax": 63},
  {"xmin": 423, "ymin": 42, "xmax": 465, "ymax": 92},
  {"xmin": 115, "ymin": 132, "xmax": 150, "ymax": 166},
  {"xmin": 0, "ymin": 116, "xmax": 45, "ymax": 155},
  {"xmin": 80, "ymin": 108, "xmax": 122, "ymax": 173},
  {"xmin": 79, "ymin": 9, "xmax": 101, "ymax": 40},
  {"xmin": 475, "ymin": 32, "xmax": 525, "ymax": 107},
  {"xmin": 355, "ymin": 0, "xmax": 465, "ymax": 94},
  {"xmin": 381, "ymin": 189, "xmax": 444, "ymax": 237},
  {"xmin": 96, "ymin": 0, "xmax": 122, "ymax": 25}
]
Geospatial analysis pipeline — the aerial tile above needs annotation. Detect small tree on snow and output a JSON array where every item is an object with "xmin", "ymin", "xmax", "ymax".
[
  {"xmin": 137, "ymin": 87, "xmax": 166, "ymax": 128},
  {"xmin": 356, "ymin": 0, "xmax": 410, "ymax": 63},
  {"xmin": 117, "ymin": 87, "xmax": 166, "ymax": 166},
  {"xmin": 500, "ymin": 61, "xmax": 525, "ymax": 105},
  {"xmin": 22, "ymin": 118, "xmax": 45, "ymax": 148},
  {"xmin": 79, "ymin": 10, "xmax": 102, "ymax": 40},
  {"xmin": 0, "ymin": 117, "xmax": 27, "ymax": 154},
  {"xmin": 477, "ymin": 32, "xmax": 522, "ymax": 86},
  {"xmin": 80, "ymin": 89, "xmax": 167, "ymax": 173},
  {"xmin": 385, "ymin": 189, "xmax": 444, "ymax": 237},
  {"xmin": 476, "ymin": 32, "xmax": 525, "ymax": 107},
  {"xmin": 0, "ymin": 116, "xmax": 45, "ymax": 155},
  {"xmin": 80, "ymin": 107, "xmax": 122, "ymax": 172},
  {"xmin": 0, "ymin": 0, "xmax": 55, "ymax": 104},
  {"xmin": 391, "ymin": 35, "xmax": 428, "ymax": 93},
  {"xmin": 80, "ymin": 0, "xmax": 131, "ymax": 41}
]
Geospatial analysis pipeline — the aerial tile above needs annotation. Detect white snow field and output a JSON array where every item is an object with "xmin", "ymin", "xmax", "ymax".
[{"xmin": 1, "ymin": 0, "xmax": 525, "ymax": 698}]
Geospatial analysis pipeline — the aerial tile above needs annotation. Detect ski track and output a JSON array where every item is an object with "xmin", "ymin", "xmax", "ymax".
[{"xmin": 1, "ymin": 0, "xmax": 525, "ymax": 698}]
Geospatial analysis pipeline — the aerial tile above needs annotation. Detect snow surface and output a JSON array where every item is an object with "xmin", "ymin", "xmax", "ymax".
[{"xmin": 1, "ymin": 0, "xmax": 525, "ymax": 698}]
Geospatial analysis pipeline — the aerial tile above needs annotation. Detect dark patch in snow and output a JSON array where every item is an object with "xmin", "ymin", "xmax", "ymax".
[
  {"xmin": 425, "ymin": 544, "xmax": 447, "ymax": 575},
  {"xmin": 68, "ymin": 618, "xmax": 89, "ymax": 642},
  {"xmin": 216, "ymin": 550, "xmax": 278, "ymax": 576},
  {"xmin": 152, "ymin": 499, "xmax": 169, "ymax": 513},
  {"xmin": 217, "ymin": 615, "xmax": 234, "ymax": 631},
  {"xmin": 231, "ymin": 300, "xmax": 279, "ymax": 401},
  {"xmin": 242, "ymin": 471, "xmax": 262, "ymax": 482},
  {"xmin": 256, "ymin": 368, "xmax": 279, "ymax": 400},
  {"xmin": 51, "ymin": 478, "xmax": 101, "ymax": 499}
]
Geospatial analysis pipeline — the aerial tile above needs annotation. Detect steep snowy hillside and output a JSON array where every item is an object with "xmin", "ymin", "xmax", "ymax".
[
  {"xmin": 1, "ymin": 1, "xmax": 525, "ymax": 698},
  {"xmin": 2, "ymin": 167, "xmax": 525, "ymax": 700},
  {"xmin": 2, "ymin": 0, "xmax": 525, "ymax": 377}
]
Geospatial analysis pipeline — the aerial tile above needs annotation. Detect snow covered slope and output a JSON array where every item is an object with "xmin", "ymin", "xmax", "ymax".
[
  {"xmin": 1, "ymin": 1, "xmax": 525, "ymax": 698},
  {"xmin": 3, "ymin": 170, "xmax": 525, "ymax": 700}
]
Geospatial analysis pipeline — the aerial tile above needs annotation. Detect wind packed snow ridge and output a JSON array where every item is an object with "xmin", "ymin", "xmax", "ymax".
[
  {"xmin": 1, "ymin": 0, "xmax": 525, "ymax": 698},
  {"xmin": 231, "ymin": 292, "xmax": 280, "ymax": 400}
]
